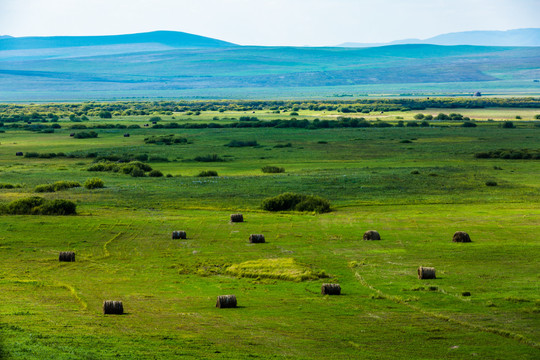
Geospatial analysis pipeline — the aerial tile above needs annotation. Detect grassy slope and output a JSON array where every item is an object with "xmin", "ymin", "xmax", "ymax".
[
  {"xmin": 0, "ymin": 112, "xmax": 539, "ymax": 359},
  {"xmin": 1, "ymin": 45, "xmax": 539, "ymax": 101}
]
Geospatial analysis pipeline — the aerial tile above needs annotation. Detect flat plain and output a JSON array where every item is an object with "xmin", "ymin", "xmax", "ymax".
[{"xmin": 0, "ymin": 103, "xmax": 539, "ymax": 359}]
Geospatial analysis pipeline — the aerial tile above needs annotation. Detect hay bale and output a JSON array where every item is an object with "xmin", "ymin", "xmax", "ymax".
[
  {"xmin": 453, "ymin": 231, "xmax": 471, "ymax": 243},
  {"xmin": 123, "ymin": 133, "xmax": 130, "ymax": 137},
  {"xmin": 172, "ymin": 231, "xmax": 187, "ymax": 240},
  {"xmin": 363, "ymin": 230, "xmax": 381, "ymax": 240},
  {"xmin": 230, "ymin": 214, "xmax": 244, "ymax": 223},
  {"xmin": 58, "ymin": 251, "xmax": 75, "ymax": 262},
  {"xmin": 249, "ymin": 234, "xmax": 265, "ymax": 243},
  {"xmin": 418, "ymin": 266, "xmax": 436, "ymax": 279},
  {"xmin": 216, "ymin": 295, "xmax": 237, "ymax": 308},
  {"xmin": 15, "ymin": 152, "xmax": 23, "ymax": 156},
  {"xmin": 321, "ymin": 283, "xmax": 341, "ymax": 295},
  {"xmin": 103, "ymin": 300, "xmax": 124, "ymax": 315}
]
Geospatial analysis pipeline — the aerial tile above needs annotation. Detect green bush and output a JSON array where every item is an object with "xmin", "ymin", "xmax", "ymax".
[
  {"xmin": 34, "ymin": 180, "xmax": 81, "ymax": 193},
  {"xmin": 197, "ymin": 170, "xmax": 218, "ymax": 177},
  {"xmin": 1, "ymin": 196, "xmax": 76, "ymax": 215},
  {"xmin": 34, "ymin": 184, "xmax": 55, "ymax": 193},
  {"xmin": 84, "ymin": 178, "xmax": 104, "ymax": 189},
  {"xmin": 193, "ymin": 154, "xmax": 225, "ymax": 162},
  {"xmin": 262, "ymin": 166, "xmax": 285, "ymax": 173},
  {"xmin": 462, "ymin": 121, "xmax": 477, "ymax": 127},
  {"xmin": 144, "ymin": 135, "xmax": 187, "ymax": 145},
  {"xmin": 73, "ymin": 131, "xmax": 98, "ymax": 139},
  {"xmin": 0, "ymin": 183, "xmax": 22, "ymax": 189},
  {"xmin": 225, "ymin": 140, "xmax": 258, "ymax": 147},
  {"xmin": 148, "ymin": 170, "xmax": 164, "ymax": 177},
  {"xmin": 485, "ymin": 181, "xmax": 498, "ymax": 186},
  {"xmin": 501, "ymin": 121, "xmax": 515, "ymax": 129},
  {"xmin": 261, "ymin": 192, "xmax": 331, "ymax": 213}
]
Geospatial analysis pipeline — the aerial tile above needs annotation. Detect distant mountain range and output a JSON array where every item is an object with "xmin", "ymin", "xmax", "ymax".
[
  {"xmin": 1, "ymin": 30, "xmax": 539, "ymax": 100},
  {"xmin": 339, "ymin": 28, "xmax": 540, "ymax": 47}
]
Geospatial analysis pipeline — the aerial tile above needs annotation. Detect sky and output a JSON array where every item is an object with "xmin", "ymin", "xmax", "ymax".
[{"xmin": 1, "ymin": 0, "xmax": 539, "ymax": 46}]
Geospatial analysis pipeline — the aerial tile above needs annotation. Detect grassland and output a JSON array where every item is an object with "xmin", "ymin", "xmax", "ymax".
[{"xmin": 0, "ymin": 105, "xmax": 539, "ymax": 359}]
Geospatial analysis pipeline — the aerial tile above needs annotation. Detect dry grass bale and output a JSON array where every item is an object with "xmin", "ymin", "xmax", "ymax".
[
  {"xmin": 363, "ymin": 230, "xmax": 381, "ymax": 240},
  {"xmin": 103, "ymin": 300, "xmax": 124, "ymax": 315},
  {"xmin": 15, "ymin": 152, "xmax": 23, "ymax": 156},
  {"xmin": 58, "ymin": 251, "xmax": 75, "ymax": 262},
  {"xmin": 123, "ymin": 133, "xmax": 130, "ymax": 137},
  {"xmin": 453, "ymin": 231, "xmax": 471, "ymax": 243},
  {"xmin": 216, "ymin": 295, "xmax": 237, "ymax": 308},
  {"xmin": 249, "ymin": 234, "xmax": 265, "ymax": 243},
  {"xmin": 321, "ymin": 283, "xmax": 341, "ymax": 295},
  {"xmin": 172, "ymin": 231, "xmax": 187, "ymax": 240},
  {"xmin": 230, "ymin": 213, "xmax": 244, "ymax": 222},
  {"xmin": 418, "ymin": 266, "xmax": 436, "ymax": 279}
]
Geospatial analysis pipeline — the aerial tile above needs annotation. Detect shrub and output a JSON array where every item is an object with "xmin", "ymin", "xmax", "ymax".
[
  {"xmin": 1, "ymin": 196, "xmax": 76, "ymax": 215},
  {"xmin": 37, "ymin": 199, "xmax": 77, "ymax": 215},
  {"xmin": 193, "ymin": 154, "xmax": 225, "ymax": 162},
  {"xmin": 462, "ymin": 121, "xmax": 477, "ymax": 127},
  {"xmin": 197, "ymin": 170, "xmax": 218, "ymax": 177},
  {"xmin": 73, "ymin": 131, "xmax": 98, "ymax": 139},
  {"xmin": 148, "ymin": 156, "xmax": 169, "ymax": 162},
  {"xmin": 0, "ymin": 183, "xmax": 22, "ymax": 189},
  {"xmin": 34, "ymin": 184, "xmax": 55, "ymax": 193},
  {"xmin": 84, "ymin": 178, "xmax": 104, "ymax": 189},
  {"xmin": 144, "ymin": 135, "xmax": 188, "ymax": 145},
  {"xmin": 148, "ymin": 170, "xmax": 164, "ymax": 177},
  {"xmin": 485, "ymin": 181, "xmax": 498, "ymax": 186},
  {"xmin": 273, "ymin": 143, "xmax": 292, "ymax": 148},
  {"xmin": 501, "ymin": 121, "xmax": 515, "ymax": 129},
  {"xmin": 414, "ymin": 114, "xmax": 424, "ymax": 120},
  {"xmin": 225, "ymin": 140, "xmax": 258, "ymax": 147},
  {"xmin": 411, "ymin": 170, "xmax": 420, "ymax": 174},
  {"xmin": 262, "ymin": 166, "xmax": 285, "ymax": 173},
  {"xmin": 261, "ymin": 192, "xmax": 331, "ymax": 213}
]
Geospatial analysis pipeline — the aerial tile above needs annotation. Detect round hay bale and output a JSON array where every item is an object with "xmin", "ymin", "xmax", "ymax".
[
  {"xmin": 216, "ymin": 295, "xmax": 237, "ymax": 308},
  {"xmin": 453, "ymin": 231, "xmax": 471, "ymax": 243},
  {"xmin": 123, "ymin": 133, "xmax": 130, "ymax": 138},
  {"xmin": 58, "ymin": 251, "xmax": 75, "ymax": 262},
  {"xmin": 15, "ymin": 152, "xmax": 23, "ymax": 156},
  {"xmin": 103, "ymin": 300, "xmax": 124, "ymax": 315},
  {"xmin": 363, "ymin": 230, "xmax": 381, "ymax": 240},
  {"xmin": 172, "ymin": 231, "xmax": 187, "ymax": 240},
  {"xmin": 321, "ymin": 283, "xmax": 341, "ymax": 295},
  {"xmin": 230, "ymin": 214, "xmax": 244, "ymax": 223},
  {"xmin": 249, "ymin": 234, "xmax": 265, "ymax": 243},
  {"xmin": 418, "ymin": 266, "xmax": 436, "ymax": 279}
]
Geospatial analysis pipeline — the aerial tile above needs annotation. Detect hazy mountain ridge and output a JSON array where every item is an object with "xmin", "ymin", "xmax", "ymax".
[
  {"xmin": 340, "ymin": 28, "xmax": 540, "ymax": 47},
  {"xmin": 0, "ymin": 31, "xmax": 539, "ymax": 99}
]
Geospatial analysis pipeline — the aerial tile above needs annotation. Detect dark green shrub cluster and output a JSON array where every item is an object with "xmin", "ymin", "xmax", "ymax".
[
  {"xmin": 462, "ymin": 121, "xmax": 477, "ymax": 127},
  {"xmin": 485, "ymin": 181, "xmax": 498, "ymax": 186},
  {"xmin": 95, "ymin": 154, "xmax": 148, "ymax": 162},
  {"xmin": 193, "ymin": 154, "xmax": 225, "ymax": 162},
  {"xmin": 73, "ymin": 131, "xmax": 98, "ymax": 139},
  {"xmin": 35, "ymin": 181, "xmax": 80, "ymax": 193},
  {"xmin": 87, "ymin": 161, "xmax": 154, "ymax": 176},
  {"xmin": 84, "ymin": 178, "xmax": 105, "ymax": 189},
  {"xmin": 273, "ymin": 143, "xmax": 292, "ymax": 148},
  {"xmin": 148, "ymin": 170, "xmax": 164, "ymax": 177},
  {"xmin": 475, "ymin": 149, "xmax": 540, "ymax": 160},
  {"xmin": 262, "ymin": 166, "xmax": 285, "ymax": 173},
  {"xmin": 500, "ymin": 121, "xmax": 515, "ymax": 129},
  {"xmin": 0, "ymin": 183, "xmax": 22, "ymax": 189},
  {"xmin": 261, "ymin": 192, "xmax": 331, "ymax": 213},
  {"xmin": 24, "ymin": 152, "xmax": 66, "ymax": 158},
  {"xmin": 148, "ymin": 156, "xmax": 169, "ymax": 162},
  {"xmin": 0, "ymin": 196, "xmax": 76, "ymax": 215},
  {"xmin": 144, "ymin": 135, "xmax": 188, "ymax": 145},
  {"xmin": 197, "ymin": 170, "xmax": 218, "ymax": 177},
  {"xmin": 225, "ymin": 140, "xmax": 258, "ymax": 147}
]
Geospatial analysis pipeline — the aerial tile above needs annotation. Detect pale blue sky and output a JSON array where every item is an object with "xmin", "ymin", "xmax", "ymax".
[{"xmin": 1, "ymin": 0, "xmax": 539, "ymax": 46}]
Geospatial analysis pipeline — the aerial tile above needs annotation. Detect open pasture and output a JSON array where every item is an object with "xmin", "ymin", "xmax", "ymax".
[{"xmin": 0, "ymin": 105, "xmax": 539, "ymax": 359}]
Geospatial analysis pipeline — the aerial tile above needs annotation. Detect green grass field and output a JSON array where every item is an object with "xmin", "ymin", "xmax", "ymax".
[{"xmin": 0, "ymin": 108, "xmax": 539, "ymax": 359}]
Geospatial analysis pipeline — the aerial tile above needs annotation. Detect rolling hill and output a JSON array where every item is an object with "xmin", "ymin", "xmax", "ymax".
[{"xmin": 0, "ymin": 31, "xmax": 539, "ymax": 100}]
